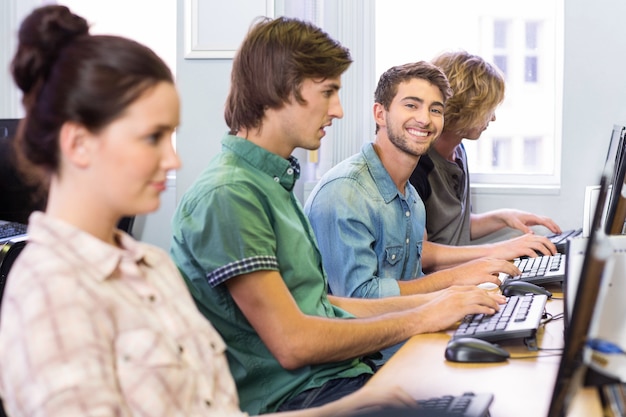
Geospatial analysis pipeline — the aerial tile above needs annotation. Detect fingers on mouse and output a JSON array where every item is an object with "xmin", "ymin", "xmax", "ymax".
[
  {"xmin": 477, "ymin": 272, "xmax": 507, "ymax": 290},
  {"xmin": 500, "ymin": 280, "xmax": 552, "ymax": 298},
  {"xmin": 477, "ymin": 282, "xmax": 499, "ymax": 290}
]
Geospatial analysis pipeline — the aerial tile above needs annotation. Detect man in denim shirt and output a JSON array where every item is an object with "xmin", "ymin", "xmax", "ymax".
[
  {"xmin": 305, "ymin": 62, "xmax": 529, "ymax": 304},
  {"xmin": 304, "ymin": 62, "xmax": 529, "ymax": 363}
]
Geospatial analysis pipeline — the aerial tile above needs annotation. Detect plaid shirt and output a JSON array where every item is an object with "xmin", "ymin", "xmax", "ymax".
[{"xmin": 0, "ymin": 212, "xmax": 246, "ymax": 417}]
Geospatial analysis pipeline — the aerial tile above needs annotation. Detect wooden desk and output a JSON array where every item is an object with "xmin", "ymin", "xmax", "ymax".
[{"xmin": 367, "ymin": 289, "xmax": 604, "ymax": 416}]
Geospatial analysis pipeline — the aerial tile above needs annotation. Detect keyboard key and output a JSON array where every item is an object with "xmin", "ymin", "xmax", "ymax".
[
  {"xmin": 0, "ymin": 222, "xmax": 27, "ymax": 239},
  {"xmin": 453, "ymin": 294, "xmax": 548, "ymax": 342},
  {"xmin": 502, "ymin": 254, "xmax": 566, "ymax": 286},
  {"xmin": 417, "ymin": 392, "xmax": 494, "ymax": 417}
]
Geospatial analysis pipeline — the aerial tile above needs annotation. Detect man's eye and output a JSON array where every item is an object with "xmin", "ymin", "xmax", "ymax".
[{"xmin": 147, "ymin": 132, "xmax": 165, "ymax": 144}]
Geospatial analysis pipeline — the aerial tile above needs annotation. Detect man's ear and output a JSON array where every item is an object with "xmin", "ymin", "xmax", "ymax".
[
  {"xmin": 58, "ymin": 121, "xmax": 93, "ymax": 168},
  {"xmin": 373, "ymin": 102, "xmax": 387, "ymax": 128}
]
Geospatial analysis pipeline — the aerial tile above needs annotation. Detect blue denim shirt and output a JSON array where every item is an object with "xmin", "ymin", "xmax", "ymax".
[{"xmin": 304, "ymin": 142, "xmax": 426, "ymax": 298}]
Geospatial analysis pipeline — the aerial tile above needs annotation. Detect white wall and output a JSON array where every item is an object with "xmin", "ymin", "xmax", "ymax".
[{"xmin": 0, "ymin": 0, "xmax": 41, "ymax": 117}]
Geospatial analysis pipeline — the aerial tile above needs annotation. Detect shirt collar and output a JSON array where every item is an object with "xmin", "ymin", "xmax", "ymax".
[
  {"xmin": 221, "ymin": 134, "xmax": 300, "ymax": 191},
  {"xmin": 28, "ymin": 212, "xmax": 154, "ymax": 282},
  {"xmin": 361, "ymin": 142, "xmax": 415, "ymax": 204}
]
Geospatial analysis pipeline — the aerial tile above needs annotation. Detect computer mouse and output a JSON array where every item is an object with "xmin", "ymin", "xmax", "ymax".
[
  {"xmin": 445, "ymin": 337, "xmax": 510, "ymax": 363},
  {"xmin": 476, "ymin": 282, "xmax": 499, "ymax": 290},
  {"xmin": 500, "ymin": 280, "xmax": 553, "ymax": 298}
]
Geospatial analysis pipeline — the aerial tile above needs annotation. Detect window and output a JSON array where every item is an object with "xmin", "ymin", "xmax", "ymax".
[
  {"xmin": 493, "ymin": 20, "xmax": 510, "ymax": 80},
  {"xmin": 491, "ymin": 137, "xmax": 512, "ymax": 170},
  {"xmin": 524, "ymin": 21, "xmax": 540, "ymax": 83},
  {"xmin": 525, "ymin": 56, "xmax": 538, "ymax": 83},
  {"xmin": 375, "ymin": 0, "xmax": 564, "ymax": 187},
  {"xmin": 523, "ymin": 136, "xmax": 542, "ymax": 169}
]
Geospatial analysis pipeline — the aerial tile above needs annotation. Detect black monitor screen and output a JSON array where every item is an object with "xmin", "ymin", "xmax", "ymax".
[
  {"xmin": 547, "ymin": 174, "xmax": 612, "ymax": 417},
  {"xmin": 604, "ymin": 125, "xmax": 626, "ymax": 234},
  {"xmin": 0, "ymin": 118, "xmax": 47, "ymax": 224}
]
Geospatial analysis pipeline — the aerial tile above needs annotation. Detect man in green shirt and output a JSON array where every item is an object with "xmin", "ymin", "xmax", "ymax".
[{"xmin": 170, "ymin": 16, "xmax": 504, "ymax": 415}]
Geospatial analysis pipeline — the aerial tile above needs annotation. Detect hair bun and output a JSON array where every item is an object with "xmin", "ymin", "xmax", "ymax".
[{"xmin": 12, "ymin": 5, "xmax": 89, "ymax": 95}]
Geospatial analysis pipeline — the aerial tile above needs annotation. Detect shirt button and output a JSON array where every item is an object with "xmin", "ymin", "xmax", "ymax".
[
  {"xmin": 287, "ymin": 168, "xmax": 294, "ymax": 175},
  {"xmin": 205, "ymin": 400, "xmax": 212, "ymax": 407},
  {"xmin": 405, "ymin": 211, "xmax": 410, "ymax": 217},
  {"xmin": 178, "ymin": 345, "xmax": 184, "ymax": 354},
  {"xmin": 406, "ymin": 238, "xmax": 410, "ymax": 244},
  {"xmin": 391, "ymin": 254, "xmax": 396, "ymax": 260},
  {"xmin": 273, "ymin": 177, "xmax": 280, "ymax": 182},
  {"xmin": 148, "ymin": 295, "xmax": 156, "ymax": 302}
]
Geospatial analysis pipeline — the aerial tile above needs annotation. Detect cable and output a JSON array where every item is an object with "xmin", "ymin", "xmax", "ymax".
[
  {"xmin": 541, "ymin": 311, "xmax": 564, "ymax": 325},
  {"xmin": 510, "ymin": 352, "xmax": 563, "ymax": 360}
]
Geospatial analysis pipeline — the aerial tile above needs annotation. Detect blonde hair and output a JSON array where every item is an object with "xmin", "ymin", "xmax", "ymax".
[{"xmin": 432, "ymin": 50, "xmax": 505, "ymax": 135}]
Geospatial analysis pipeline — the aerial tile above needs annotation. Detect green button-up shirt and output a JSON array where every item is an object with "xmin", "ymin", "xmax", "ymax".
[{"xmin": 170, "ymin": 135, "xmax": 372, "ymax": 414}]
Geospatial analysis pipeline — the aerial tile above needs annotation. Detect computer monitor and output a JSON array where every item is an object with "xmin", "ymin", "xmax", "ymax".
[
  {"xmin": 602, "ymin": 125, "xmax": 626, "ymax": 182},
  {"xmin": 547, "ymin": 174, "xmax": 613, "ymax": 417},
  {"xmin": 0, "ymin": 118, "xmax": 47, "ymax": 224},
  {"xmin": 603, "ymin": 125, "xmax": 626, "ymax": 234}
]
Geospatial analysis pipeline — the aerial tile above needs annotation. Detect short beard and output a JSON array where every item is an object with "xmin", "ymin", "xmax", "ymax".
[{"xmin": 387, "ymin": 122, "xmax": 430, "ymax": 158}]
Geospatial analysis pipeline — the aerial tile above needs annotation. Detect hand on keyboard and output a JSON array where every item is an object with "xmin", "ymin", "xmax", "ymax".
[
  {"xmin": 546, "ymin": 228, "xmax": 582, "ymax": 254},
  {"xmin": 498, "ymin": 254, "xmax": 566, "ymax": 286},
  {"xmin": 445, "ymin": 257, "xmax": 520, "ymax": 288},
  {"xmin": 483, "ymin": 232, "xmax": 558, "ymax": 260},
  {"xmin": 417, "ymin": 286, "xmax": 506, "ymax": 334},
  {"xmin": 485, "ymin": 208, "xmax": 561, "ymax": 236},
  {"xmin": 452, "ymin": 294, "xmax": 548, "ymax": 342},
  {"xmin": 335, "ymin": 383, "xmax": 418, "ymax": 414},
  {"xmin": 354, "ymin": 392, "xmax": 493, "ymax": 417}
]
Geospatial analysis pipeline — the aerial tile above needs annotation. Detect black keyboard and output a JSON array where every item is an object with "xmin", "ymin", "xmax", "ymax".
[
  {"xmin": 0, "ymin": 222, "xmax": 27, "ymax": 240},
  {"xmin": 500, "ymin": 253, "xmax": 566, "ymax": 286},
  {"xmin": 546, "ymin": 228, "xmax": 582, "ymax": 253},
  {"xmin": 452, "ymin": 294, "xmax": 548, "ymax": 342},
  {"xmin": 417, "ymin": 392, "xmax": 493, "ymax": 417}
]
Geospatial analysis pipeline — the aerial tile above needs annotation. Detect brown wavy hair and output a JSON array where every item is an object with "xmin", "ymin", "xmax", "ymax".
[{"xmin": 225, "ymin": 16, "xmax": 352, "ymax": 134}]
